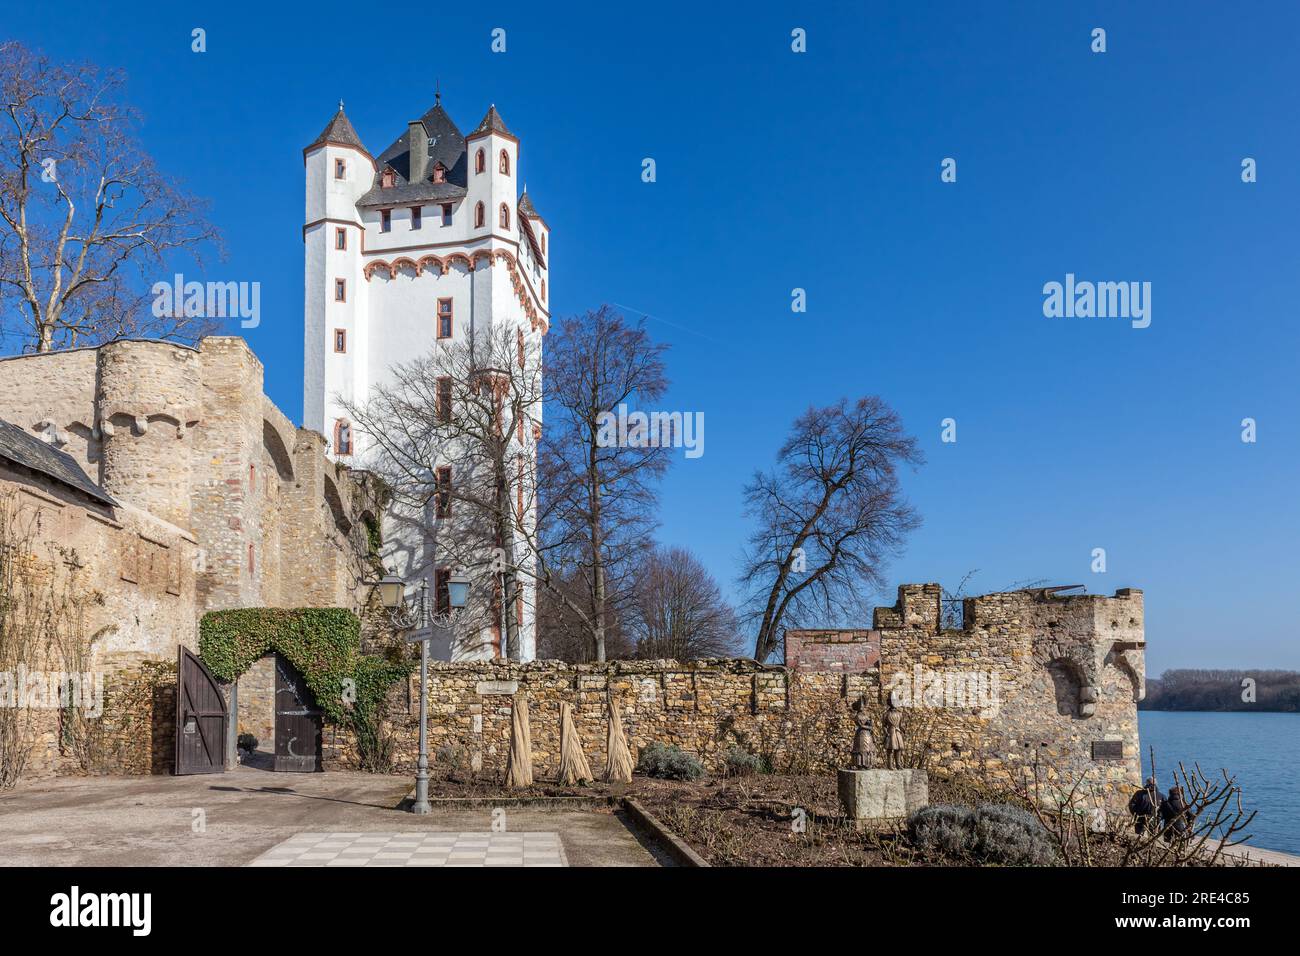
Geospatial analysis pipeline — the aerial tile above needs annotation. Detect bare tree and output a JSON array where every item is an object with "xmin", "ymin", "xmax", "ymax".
[
  {"xmin": 342, "ymin": 321, "xmax": 540, "ymax": 658},
  {"xmin": 0, "ymin": 41, "xmax": 219, "ymax": 353},
  {"xmin": 534, "ymin": 306, "xmax": 671, "ymax": 662},
  {"xmin": 535, "ymin": 571, "xmax": 634, "ymax": 662},
  {"xmin": 628, "ymin": 545, "xmax": 740, "ymax": 660},
  {"xmin": 740, "ymin": 396, "xmax": 923, "ymax": 662}
]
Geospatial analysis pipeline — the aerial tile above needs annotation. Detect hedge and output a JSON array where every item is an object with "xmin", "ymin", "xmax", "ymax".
[{"xmin": 198, "ymin": 608, "xmax": 410, "ymax": 757}]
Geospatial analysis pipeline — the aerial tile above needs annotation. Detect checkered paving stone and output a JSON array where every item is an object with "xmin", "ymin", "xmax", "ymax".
[{"xmin": 248, "ymin": 832, "xmax": 567, "ymax": 867}]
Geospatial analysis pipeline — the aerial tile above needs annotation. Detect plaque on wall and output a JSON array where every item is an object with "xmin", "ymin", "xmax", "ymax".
[
  {"xmin": 476, "ymin": 680, "xmax": 519, "ymax": 695},
  {"xmin": 1091, "ymin": 739, "xmax": 1124, "ymax": 760}
]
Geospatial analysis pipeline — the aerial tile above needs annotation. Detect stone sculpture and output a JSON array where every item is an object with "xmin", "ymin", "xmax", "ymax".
[
  {"xmin": 849, "ymin": 695, "xmax": 876, "ymax": 770},
  {"xmin": 883, "ymin": 690, "xmax": 904, "ymax": 769}
]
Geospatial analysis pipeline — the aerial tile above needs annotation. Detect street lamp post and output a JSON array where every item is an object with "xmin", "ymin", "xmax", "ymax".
[{"xmin": 374, "ymin": 570, "xmax": 470, "ymax": 815}]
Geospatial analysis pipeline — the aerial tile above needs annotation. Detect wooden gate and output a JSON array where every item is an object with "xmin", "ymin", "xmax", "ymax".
[
  {"xmin": 175, "ymin": 645, "xmax": 228, "ymax": 775},
  {"xmin": 274, "ymin": 654, "xmax": 323, "ymax": 772}
]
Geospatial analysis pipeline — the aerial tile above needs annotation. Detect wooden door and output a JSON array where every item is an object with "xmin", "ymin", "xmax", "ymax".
[
  {"xmin": 273, "ymin": 655, "xmax": 323, "ymax": 772},
  {"xmin": 175, "ymin": 646, "xmax": 228, "ymax": 775}
]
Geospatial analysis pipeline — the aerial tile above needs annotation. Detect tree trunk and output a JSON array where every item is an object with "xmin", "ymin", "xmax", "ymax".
[{"xmin": 589, "ymin": 466, "xmax": 607, "ymax": 663}]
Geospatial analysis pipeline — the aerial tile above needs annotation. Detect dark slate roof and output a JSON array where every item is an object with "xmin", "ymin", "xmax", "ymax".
[
  {"xmin": 0, "ymin": 418, "xmax": 116, "ymax": 506},
  {"xmin": 358, "ymin": 102, "xmax": 468, "ymax": 207},
  {"xmin": 469, "ymin": 105, "xmax": 512, "ymax": 139},
  {"xmin": 307, "ymin": 108, "xmax": 368, "ymax": 153},
  {"xmin": 518, "ymin": 191, "xmax": 539, "ymax": 218}
]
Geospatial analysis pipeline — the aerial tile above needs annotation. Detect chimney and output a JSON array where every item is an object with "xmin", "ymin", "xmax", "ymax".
[{"xmin": 408, "ymin": 120, "xmax": 427, "ymax": 184}]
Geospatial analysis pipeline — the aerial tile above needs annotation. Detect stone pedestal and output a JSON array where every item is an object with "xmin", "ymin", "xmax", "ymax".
[{"xmin": 837, "ymin": 768, "xmax": 929, "ymax": 830}]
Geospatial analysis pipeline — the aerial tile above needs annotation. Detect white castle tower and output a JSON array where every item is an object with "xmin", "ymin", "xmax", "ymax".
[{"xmin": 303, "ymin": 95, "xmax": 547, "ymax": 661}]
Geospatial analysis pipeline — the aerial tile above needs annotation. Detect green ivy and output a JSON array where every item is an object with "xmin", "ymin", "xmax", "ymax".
[{"xmin": 198, "ymin": 608, "xmax": 410, "ymax": 757}]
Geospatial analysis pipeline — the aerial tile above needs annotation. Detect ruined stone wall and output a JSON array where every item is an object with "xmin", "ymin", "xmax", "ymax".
[{"xmin": 323, "ymin": 584, "xmax": 1144, "ymax": 807}]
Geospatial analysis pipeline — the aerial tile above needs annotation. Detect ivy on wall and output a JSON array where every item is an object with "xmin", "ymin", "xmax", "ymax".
[{"xmin": 198, "ymin": 608, "xmax": 410, "ymax": 765}]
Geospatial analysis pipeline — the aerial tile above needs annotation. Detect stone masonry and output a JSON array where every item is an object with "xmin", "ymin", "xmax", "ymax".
[
  {"xmin": 0, "ymin": 337, "xmax": 379, "ymax": 780},
  {"xmin": 321, "ymin": 584, "xmax": 1144, "ymax": 806}
]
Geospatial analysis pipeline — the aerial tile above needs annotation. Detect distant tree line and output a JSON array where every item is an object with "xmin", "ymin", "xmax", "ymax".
[{"xmin": 1141, "ymin": 669, "xmax": 1300, "ymax": 712}]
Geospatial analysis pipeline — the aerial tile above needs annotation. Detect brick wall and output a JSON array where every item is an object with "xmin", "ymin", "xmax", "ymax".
[{"xmin": 785, "ymin": 629, "xmax": 880, "ymax": 672}]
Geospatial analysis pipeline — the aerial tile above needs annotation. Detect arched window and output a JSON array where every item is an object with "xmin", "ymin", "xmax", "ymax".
[
  {"xmin": 499, "ymin": 203, "xmax": 510, "ymax": 229},
  {"xmin": 541, "ymin": 233, "xmax": 546, "ymax": 255},
  {"xmin": 475, "ymin": 148, "xmax": 485, "ymax": 174},
  {"xmin": 474, "ymin": 202, "xmax": 485, "ymax": 228},
  {"xmin": 541, "ymin": 279, "xmax": 546, "ymax": 302},
  {"xmin": 499, "ymin": 149, "xmax": 510, "ymax": 175},
  {"xmin": 334, "ymin": 420, "xmax": 353, "ymax": 456}
]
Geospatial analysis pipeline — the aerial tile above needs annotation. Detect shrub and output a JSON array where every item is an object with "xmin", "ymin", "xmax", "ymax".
[
  {"xmin": 436, "ymin": 743, "xmax": 467, "ymax": 768},
  {"xmin": 722, "ymin": 744, "xmax": 762, "ymax": 777},
  {"xmin": 972, "ymin": 803, "xmax": 1058, "ymax": 866},
  {"xmin": 636, "ymin": 741, "xmax": 704, "ymax": 781},
  {"xmin": 237, "ymin": 733, "xmax": 259, "ymax": 753},
  {"xmin": 909, "ymin": 804, "xmax": 976, "ymax": 858},
  {"xmin": 909, "ymin": 803, "xmax": 1058, "ymax": 866}
]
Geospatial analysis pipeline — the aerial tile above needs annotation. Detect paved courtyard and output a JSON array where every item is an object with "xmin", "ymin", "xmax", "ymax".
[
  {"xmin": 0, "ymin": 767, "xmax": 664, "ymax": 867},
  {"xmin": 249, "ymin": 830, "xmax": 567, "ymax": 867}
]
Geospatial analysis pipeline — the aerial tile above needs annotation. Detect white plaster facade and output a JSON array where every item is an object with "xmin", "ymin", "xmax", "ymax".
[{"xmin": 303, "ymin": 101, "xmax": 547, "ymax": 662}]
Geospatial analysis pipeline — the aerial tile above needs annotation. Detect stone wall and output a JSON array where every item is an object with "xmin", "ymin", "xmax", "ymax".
[
  {"xmin": 0, "ymin": 336, "xmax": 380, "ymax": 784},
  {"xmin": 785, "ymin": 629, "xmax": 880, "ymax": 672},
  {"xmin": 323, "ymin": 584, "xmax": 1145, "ymax": 806}
]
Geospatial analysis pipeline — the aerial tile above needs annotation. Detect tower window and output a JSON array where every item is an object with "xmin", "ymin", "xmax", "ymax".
[
  {"xmin": 334, "ymin": 158, "xmax": 346, "ymax": 180},
  {"xmin": 436, "ymin": 466, "xmax": 452, "ymax": 518},
  {"xmin": 335, "ymin": 227, "xmax": 347, "ymax": 250},
  {"xmin": 410, "ymin": 206, "xmax": 422, "ymax": 230},
  {"xmin": 499, "ymin": 203, "xmax": 510, "ymax": 229},
  {"xmin": 541, "ymin": 233, "xmax": 546, "ymax": 255},
  {"xmin": 437, "ymin": 298, "xmax": 453, "ymax": 339},
  {"xmin": 499, "ymin": 149, "xmax": 510, "ymax": 175},
  {"xmin": 248, "ymin": 543, "xmax": 255, "ymax": 574},
  {"xmin": 380, "ymin": 209, "xmax": 391, "ymax": 232},
  {"xmin": 437, "ymin": 377, "xmax": 453, "ymax": 423},
  {"xmin": 541, "ymin": 279, "xmax": 546, "ymax": 302},
  {"xmin": 381, "ymin": 167, "xmax": 395, "ymax": 189},
  {"xmin": 475, "ymin": 148, "xmax": 485, "ymax": 174},
  {"xmin": 432, "ymin": 163, "xmax": 446, "ymax": 184},
  {"xmin": 334, "ymin": 420, "xmax": 353, "ymax": 456},
  {"xmin": 334, "ymin": 278, "xmax": 346, "ymax": 302},
  {"xmin": 517, "ymin": 329, "xmax": 525, "ymax": 369},
  {"xmin": 441, "ymin": 203, "xmax": 453, "ymax": 226},
  {"xmin": 474, "ymin": 202, "xmax": 485, "ymax": 228},
  {"xmin": 334, "ymin": 328, "xmax": 347, "ymax": 353}
]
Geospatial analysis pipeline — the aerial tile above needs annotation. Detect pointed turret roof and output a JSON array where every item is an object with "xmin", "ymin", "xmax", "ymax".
[
  {"xmin": 468, "ymin": 104, "xmax": 514, "ymax": 139},
  {"xmin": 518, "ymin": 190, "xmax": 538, "ymax": 218},
  {"xmin": 307, "ymin": 106, "xmax": 367, "ymax": 153}
]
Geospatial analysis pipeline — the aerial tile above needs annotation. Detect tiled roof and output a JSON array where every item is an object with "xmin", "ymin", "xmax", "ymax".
[
  {"xmin": 359, "ymin": 102, "xmax": 468, "ymax": 206},
  {"xmin": 468, "ymin": 105, "xmax": 512, "ymax": 138},
  {"xmin": 307, "ymin": 108, "xmax": 367, "ymax": 153},
  {"xmin": 0, "ymin": 418, "xmax": 115, "ymax": 506}
]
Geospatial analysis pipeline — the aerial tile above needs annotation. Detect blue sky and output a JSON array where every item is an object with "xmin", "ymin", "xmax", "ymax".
[{"xmin": 6, "ymin": 1, "xmax": 1298, "ymax": 671}]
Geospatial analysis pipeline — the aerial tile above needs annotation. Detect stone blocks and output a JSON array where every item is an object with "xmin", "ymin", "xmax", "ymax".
[{"xmin": 837, "ymin": 768, "xmax": 930, "ymax": 829}]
